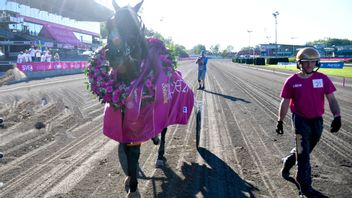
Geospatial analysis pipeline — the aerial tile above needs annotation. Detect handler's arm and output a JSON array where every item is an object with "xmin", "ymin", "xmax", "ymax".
[
  {"xmin": 278, "ymin": 98, "xmax": 290, "ymax": 121},
  {"xmin": 326, "ymin": 93, "xmax": 340, "ymax": 117},
  {"xmin": 195, "ymin": 57, "xmax": 200, "ymax": 64}
]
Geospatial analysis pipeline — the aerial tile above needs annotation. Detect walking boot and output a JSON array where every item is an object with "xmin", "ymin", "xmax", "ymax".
[
  {"xmin": 300, "ymin": 187, "xmax": 316, "ymax": 198},
  {"xmin": 127, "ymin": 188, "xmax": 141, "ymax": 198},
  {"xmin": 281, "ymin": 156, "xmax": 295, "ymax": 179}
]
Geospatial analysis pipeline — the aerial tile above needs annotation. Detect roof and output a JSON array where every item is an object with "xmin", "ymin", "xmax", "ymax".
[
  {"xmin": 22, "ymin": 15, "xmax": 100, "ymax": 36},
  {"xmin": 9, "ymin": 0, "xmax": 113, "ymax": 22},
  {"xmin": 41, "ymin": 24, "xmax": 81, "ymax": 45}
]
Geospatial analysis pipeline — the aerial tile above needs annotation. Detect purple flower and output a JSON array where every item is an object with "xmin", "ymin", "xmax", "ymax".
[
  {"xmin": 91, "ymin": 84, "xmax": 98, "ymax": 93},
  {"xmin": 112, "ymin": 90, "xmax": 121, "ymax": 103},
  {"xmin": 145, "ymin": 79, "xmax": 152, "ymax": 88},
  {"xmin": 107, "ymin": 86, "xmax": 113, "ymax": 93},
  {"xmin": 103, "ymin": 93, "xmax": 112, "ymax": 102},
  {"xmin": 160, "ymin": 55, "xmax": 168, "ymax": 61}
]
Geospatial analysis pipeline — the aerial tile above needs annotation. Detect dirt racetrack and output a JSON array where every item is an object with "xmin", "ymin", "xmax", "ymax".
[{"xmin": 0, "ymin": 60, "xmax": 351, "ymax": 198}]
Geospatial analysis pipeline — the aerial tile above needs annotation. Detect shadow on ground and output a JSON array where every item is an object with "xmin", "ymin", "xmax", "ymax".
[
  {"xmin": 203, "ymin": 90, "xmax": 251, "ymax": 103},
  {"xmin": 284, "ymin": 176, "xmax": 329, "ymax": 198}
]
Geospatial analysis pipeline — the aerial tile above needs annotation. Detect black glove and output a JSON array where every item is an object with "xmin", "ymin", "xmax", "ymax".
[
  {"xmin": 330, "ymin": 116, "xmax": 341, "ymax": 133},
  {"xmin": 276, "ymin": 121, "xmax": 283, "ymax": 135}
]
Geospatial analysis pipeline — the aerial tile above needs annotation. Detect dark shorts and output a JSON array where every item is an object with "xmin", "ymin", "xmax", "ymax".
[{"xmin": 198, "ymin": 69, "xmax": 206, "ymax": 80}]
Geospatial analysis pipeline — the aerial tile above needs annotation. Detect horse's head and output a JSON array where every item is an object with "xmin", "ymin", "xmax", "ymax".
[{"xmin": 106, "ymin": 0, "xmax": 147, "ymax": 79}]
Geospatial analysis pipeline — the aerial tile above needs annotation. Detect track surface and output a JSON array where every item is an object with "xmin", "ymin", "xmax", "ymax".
[{"xmin": 0, "ymin": 60, "xmax": 351, "ymax": 198}]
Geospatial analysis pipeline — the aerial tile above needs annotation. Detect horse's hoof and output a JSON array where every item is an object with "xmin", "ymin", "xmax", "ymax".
[
  {"xmin": 155, "ymin": 159, "xmax": 165, "ymax": 168},
  {"xmin": 127, "ymin": 188, "xmax": 141, "ymax": 198},
  {"xmin": 151, "ymin": 137, "xmax": 159, "ymax": 145}
]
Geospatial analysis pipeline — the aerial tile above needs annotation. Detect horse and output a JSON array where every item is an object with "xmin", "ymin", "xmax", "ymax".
[
  {"xmin": 87, "ymin": 1, "xmax": 194, "ymax": 197},
  {"xmin": 152, "ymin": 127, "xmax": 168, "ymax": 167}
]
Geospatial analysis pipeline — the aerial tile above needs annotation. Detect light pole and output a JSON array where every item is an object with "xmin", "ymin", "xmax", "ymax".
[
  {"xmin": 247, "ymin": 30, "xmax": 252, "ymax": 48},
  {"xmin": 272, "ymin": 11, "xmax": 279, "ymax": 57},
  {"xmin": 291, "ymin": 37, "xmax": 296, "ymax": 57},
  {"xmin": 247, "ymin": 30, "xmax": 254, "ymax": 64}
]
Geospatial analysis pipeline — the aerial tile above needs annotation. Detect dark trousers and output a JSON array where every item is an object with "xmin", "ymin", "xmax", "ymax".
[
  {"xmin": 158, "ymin": 128, "xmax": 167, "ymax": 159},
  {"xmin": 284, "ymin": 114, "xmax": 323, "ymax": 192},
  {"xmin": 123, "ymin": 144, "xmax": 141, "ymax": 192}
]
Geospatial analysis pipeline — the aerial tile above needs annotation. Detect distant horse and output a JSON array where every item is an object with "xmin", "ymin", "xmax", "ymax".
[{"xmin": 86, "ymin": 1, "xmax": 194, "ymax": 197}]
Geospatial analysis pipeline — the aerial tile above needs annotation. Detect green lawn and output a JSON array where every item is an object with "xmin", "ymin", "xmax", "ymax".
[{"xmin": 264, "ymin": 65, "xmax": 352, "ymax": 78}]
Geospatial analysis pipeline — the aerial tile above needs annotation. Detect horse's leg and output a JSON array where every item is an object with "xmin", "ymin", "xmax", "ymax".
[
  {"xmin": 151, "ymin": 135, "xmax": 160, "ymax": 145},
  {"xmin": 156, "ymin": 128, "xmax": 167, "ymax": 167},
  {"xmin": 123, "ymin": 143, "xmax": 141, "ymax": 194}
]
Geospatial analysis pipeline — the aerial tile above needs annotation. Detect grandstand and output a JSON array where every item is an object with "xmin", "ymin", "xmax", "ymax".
[{"xmin": 0, "ymin": 0, "xmax": 112, "ymax": 63}]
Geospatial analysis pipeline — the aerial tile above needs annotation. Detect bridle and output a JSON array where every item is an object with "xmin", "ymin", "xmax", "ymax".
[{"xmin": 107, "ymin": 10, "xmax": 145, "ymax": 57}]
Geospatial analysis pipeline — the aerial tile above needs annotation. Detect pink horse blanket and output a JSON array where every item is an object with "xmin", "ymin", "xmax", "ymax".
[{"xmin": 103, "ymin": 70, "xmax": 194, "ymax": 143}]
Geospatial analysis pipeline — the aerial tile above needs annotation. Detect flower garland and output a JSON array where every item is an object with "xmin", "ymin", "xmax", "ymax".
[{"xmin": 85, "ymin": 38, "xmax": 176, "ymax": 109}]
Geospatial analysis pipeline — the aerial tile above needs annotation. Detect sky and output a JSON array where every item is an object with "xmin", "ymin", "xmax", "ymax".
[{"xmin": 97, "ymin": 0, "xmax": 352, "ymax": 51}]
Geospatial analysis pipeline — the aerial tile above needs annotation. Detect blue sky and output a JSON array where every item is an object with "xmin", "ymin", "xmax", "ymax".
[{"xmin": 97, "ymin": 0, "xmax": 352, "ymax": 51}]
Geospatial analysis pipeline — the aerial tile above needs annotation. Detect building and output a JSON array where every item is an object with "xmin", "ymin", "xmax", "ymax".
[
  {"xmin": 258, "ymin": 43, "xmax": 306, "ymax": 57},
  {"xmin": 257, "ymin": 43, "xmax": 352, "ymax": 58},
  {"xmin": 0, "ymin": 0, "xmax": 112, "ymax": 62}
]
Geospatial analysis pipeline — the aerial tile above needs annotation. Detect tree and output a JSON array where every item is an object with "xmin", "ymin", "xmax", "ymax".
[
  {"xmin": 191, "ymin": 44, "xmax": 206, "ymax": 55},
  {"xmin": 210, "ymin": 44, "xmax": 220, "ymax": 55},
  {"xmin": 225, "ymin": 45, "xmax": 234, "ymax": 52},
  {"xmin": 175, "ymin": 44, "xmax": 189, "ymax": 58},
  {"xmin": 306, "ymin": 38, "xmax": 352, "ymax": 47},
  {"xmin": 100, "ymin": 22, "xmax": 108, "ymax": 39},
  {"xmin": 146, "ymin": 28, "xmax": 190, "ymax": 61},
  {"xmin": 219, "ymin": 45, "xmax": 235, "ymax": 58}
]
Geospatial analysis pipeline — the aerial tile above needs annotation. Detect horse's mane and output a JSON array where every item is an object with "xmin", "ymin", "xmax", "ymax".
[{"xmin": 106, "ymin": 1, "xmax": 148, "ymax": 82}]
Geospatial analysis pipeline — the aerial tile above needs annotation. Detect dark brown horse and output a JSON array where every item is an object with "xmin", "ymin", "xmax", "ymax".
[{"xmin": 106, "ymin": 1, "xmax": 168, "ymax": 197}]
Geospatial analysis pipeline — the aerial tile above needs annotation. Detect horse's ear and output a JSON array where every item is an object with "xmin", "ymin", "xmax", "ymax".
[
  {"xmin": 133, "ymin": 0, "xmax": 144, "ymax": 12},
  {"xmin": 112, "ymin": 0, "xmax": 120, "ymax": 12}
]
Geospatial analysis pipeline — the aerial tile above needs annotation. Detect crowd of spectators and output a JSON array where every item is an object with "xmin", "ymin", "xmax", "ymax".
[{"xmin": 16, "ymin": 47, "xmax": 60, "ymax": 63}]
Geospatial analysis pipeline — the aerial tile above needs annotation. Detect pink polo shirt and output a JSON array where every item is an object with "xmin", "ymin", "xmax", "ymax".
[{"xmin": 280, "ymin": 72, "xmax": 336, "ymax": 119}]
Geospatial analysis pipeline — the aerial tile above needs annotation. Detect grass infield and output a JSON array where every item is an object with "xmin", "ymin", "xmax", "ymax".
[{"xmin": 265, "ymin": 65, "xmax": 352, "ymax": 78}]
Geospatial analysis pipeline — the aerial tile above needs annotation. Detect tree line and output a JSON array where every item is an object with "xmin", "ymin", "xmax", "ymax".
[{"xmin": 100, "ymin": 22, "xmax": 351, "ymax": 58}]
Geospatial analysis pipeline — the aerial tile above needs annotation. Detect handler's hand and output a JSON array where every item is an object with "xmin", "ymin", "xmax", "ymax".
[
  {"xmin": 330, "ymin": 116, "xmax": 341, "ymax": 133},
  {"xmin": 276, "ymin": 121, "xmax": 284, "ymax": 135}
]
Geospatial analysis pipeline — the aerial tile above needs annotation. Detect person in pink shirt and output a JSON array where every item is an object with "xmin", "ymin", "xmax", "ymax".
[{"xmin": 276, "ymin": 47, "xmax": 341, "ymax": 198}]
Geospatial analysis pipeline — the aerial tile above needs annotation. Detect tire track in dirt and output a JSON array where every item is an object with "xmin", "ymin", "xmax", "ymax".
[
  {"xmin": 56, "ymin": 65, "xmax": 200, "ymax": 198},
  {"xmin": 211, "ymin": 62, "xmax": 352, "ymax": 197},
  {"xmin": 1, "ymin": 62, "xmax": 350, "ymax": 197},
  {"xmin": 206, "ymin": 65, "xmax": 281, "ymax": 197},
  {"xmin": 0, "ymin": 76, "xmax": 109, "ymax": 197},
  {"xmin": 219, "ymin": 63, "xmax": 352, "ymax": 166},
  {"xmin": 0, "ymin": 100, "xmax": 66, "ymax": 168},
  {"xmin": 197, "ymin": 75, "xmax": 258, "ymax": 197},
  {"xmin": 141, "ymin": 83, "xmax": 199, "ymax": 197},
  {"xmin": 212, "ymin": 71, "xmax": 296, "ymax": 197},
  {"xmin": 0, "ymin": 120, "xmax": 104, "ymax": 198}
]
